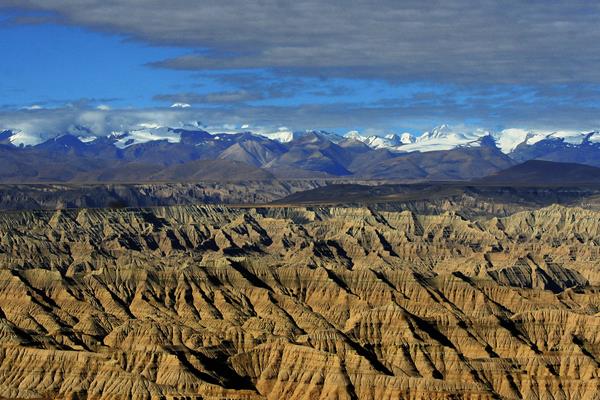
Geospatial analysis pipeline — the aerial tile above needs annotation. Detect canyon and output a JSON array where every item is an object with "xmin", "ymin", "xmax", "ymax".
[{"xmin": 0, "ymin": 204, "xmax": 598, "ymax": 399}]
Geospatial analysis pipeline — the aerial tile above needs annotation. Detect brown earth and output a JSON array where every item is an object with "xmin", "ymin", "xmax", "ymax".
[{"xmin": 0, "ymin": 204, "xmax": 598, "ymax": 399}]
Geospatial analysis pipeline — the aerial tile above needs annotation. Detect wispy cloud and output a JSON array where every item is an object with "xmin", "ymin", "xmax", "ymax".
[
  {"xmin": 2, "ymin": 93, "xmax": 600, "ymax": 142},
  {"xmin": 154, "ymin": 90, "xmax": 263, "ymax": 105}
]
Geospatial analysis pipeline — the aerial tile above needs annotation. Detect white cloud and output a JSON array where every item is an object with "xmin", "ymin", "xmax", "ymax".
[
  {"xmin": 0, "ymin": 107, "xmax": 205, "ymax": 143},
  {"xmin": 170, "ymin": 102, "xmax": 191, "ymax": 108}
]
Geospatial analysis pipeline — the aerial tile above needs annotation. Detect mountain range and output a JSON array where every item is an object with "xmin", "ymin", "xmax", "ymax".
[{"xmin": 2, "ymin": 124, "xmax": 600, "ymax": 182}]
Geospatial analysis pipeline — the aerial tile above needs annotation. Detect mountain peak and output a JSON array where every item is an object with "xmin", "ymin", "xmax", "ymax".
[
  {"xmin": 345, "ymin": 130, "xmax": 363, "ymax": 140},
  {"xmin": 400, "ymin": 132, "xmax": 415, "ymax": 144}
]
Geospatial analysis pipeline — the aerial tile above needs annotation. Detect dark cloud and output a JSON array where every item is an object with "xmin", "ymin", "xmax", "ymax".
[{"xmin": 3, "ymin": 0, "xmax": 600, "ymax": 83}]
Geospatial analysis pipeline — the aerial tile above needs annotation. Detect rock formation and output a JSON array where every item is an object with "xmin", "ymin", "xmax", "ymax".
[{"xmin": 0, "ymin": 204, "xmax": 598, "ymax": 399}]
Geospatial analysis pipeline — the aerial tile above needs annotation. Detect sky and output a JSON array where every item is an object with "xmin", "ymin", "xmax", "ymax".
[{"xmin": 2, "ymin": 1, "xmax": 600, "ymax": 137}]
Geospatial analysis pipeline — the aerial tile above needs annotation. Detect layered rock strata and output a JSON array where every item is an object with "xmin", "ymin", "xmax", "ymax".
[{"xmin": 0, "ymin": 205, "xmax": 598, "ymax": 399}]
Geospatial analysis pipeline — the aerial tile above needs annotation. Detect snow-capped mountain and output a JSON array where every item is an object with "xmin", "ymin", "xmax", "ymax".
[
  {"xmin": 400, "ymin": 132, "xmax": 415, "ymax": 144},
  {"xmin": 216, "ymin": 128, "xmax": 343, "ymax": 144},
  {"xmin": 398, "ymin": 125, "xmax": 488, "ymax": 152},
  {"xmin": 1, "ymin": 129, "xmax": 44, "ymax": 146},
  {"xmin": 3, "ymin": 120, "xmax": 600, "ymax": 161},
  {"xmin": 491, "ymin": 129, "xmax": 600, "ymax": 154},
  {"xmin": 345, "ymin": 125, "xmax": 600, "ymax": 155},
  {"xmin": 343, "ymin": 125, "xmax": 488, "ymax": 152},
  {"xmin": 2, "ymin": 120, "xmax": 600, "ymax": 183},
  {"xmin": 109, "ymin": 124, "xmax": 181, "ymax": 149},
  {"xmin": 344, "ymin": 131, "xmax": 414, "ymax": 149},
  {"xmin": 259, "ymin": 128, "xmax": 297, "ymax": 143}
]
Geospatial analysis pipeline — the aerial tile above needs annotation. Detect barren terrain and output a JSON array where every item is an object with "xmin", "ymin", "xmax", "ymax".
[{"xmin": 0, "ymin": 204, "xmax": 598, "ymax": 399}]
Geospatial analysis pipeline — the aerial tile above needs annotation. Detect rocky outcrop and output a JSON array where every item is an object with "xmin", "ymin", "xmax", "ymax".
[{"xmin": 0, "ymin": 204, "xmax": 598, "ymax": 399}]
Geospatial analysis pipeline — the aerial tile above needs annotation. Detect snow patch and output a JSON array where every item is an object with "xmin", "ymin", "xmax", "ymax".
[{"xmin": 78, "ymin": 136, "xmax": 97, "ymax": 143}]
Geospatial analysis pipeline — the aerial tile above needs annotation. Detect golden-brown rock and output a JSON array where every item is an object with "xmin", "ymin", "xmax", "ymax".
[{"xmin": 0, "ymin": 204, "xmax": 598, "ymax": 399}]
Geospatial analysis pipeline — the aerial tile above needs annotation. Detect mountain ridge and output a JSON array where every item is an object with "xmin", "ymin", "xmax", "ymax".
[{"xmin": 2, "ymin": 125, "xmax": 600, "ymax": 182}]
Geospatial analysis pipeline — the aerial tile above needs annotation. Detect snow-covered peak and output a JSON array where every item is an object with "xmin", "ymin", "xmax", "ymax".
[
  {"xmin": 545, "ymin": 130, "xmax": 599, "ymax": 145},
  {"xmin": 4, "ymin": 120, "xmax": 600, "ymax": 156},
  {"xmin": 491, "ymin": 129, "xmax": 600, "ymax": 153},
  {"xmin": 6, "ymin": 129, "xmax": 44, "ymax": 146},
  {"xmin": 345, "ymin": 126, "xmax": 482, "ymax": 152},
  {"xmin": 400, "ymin": 125, "xmax": 486, "ymax": 152},
  {"xmin": 382, "ymin": 133, "xmax": 401, "ymax": 146},
  {"xmin": 343, "ymin": 131, "xmax": 404, "ymax": 149},
  {"xmin": 261, "ymin": 129, "xmax": 342, "ymax": 144},
  {"xmin": 400, "ymin": 132, "xmax": 415, "ymax": 144},
  {"xmin": 305, "ymin": 130, "xmax": 344, "ymax": 143},
  {"xmin": 586, "ymin": 131, "xmax": 600, "ymax": 143},
  {"xmin": 259, "ymin": 127, "xmax": 297, "ymax": 143},
  {"xmin": 365, "ymin": 135, "xmax": 397, "ymax": 149},
  {"xmin": 491, "ymin": 128, "xmax": 529, "ymax": 153},
  {"xmin": 110, "ymin": 125, "xmax": 181, "ymax": 149},
  {"xmin": 344, "ymin": 130, "xmax": 363, "ymax": 141},
  {"xmin": 418, "ymin": 124, "xmax": 453, "ymax": 141},
  {"xmin": 417, "ymin": 125, "xmax": 487, "ymax": 143}
]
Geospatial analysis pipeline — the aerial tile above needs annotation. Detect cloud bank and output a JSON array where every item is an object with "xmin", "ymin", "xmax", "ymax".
[{"xmin": 3, "ymin": 0, "xmax": 600, "ymax": 84}]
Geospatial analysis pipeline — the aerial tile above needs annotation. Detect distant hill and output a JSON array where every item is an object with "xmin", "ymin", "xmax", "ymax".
[{"xmin": 478, "ymin": 160, "xmax": 600, "ymax": 186}]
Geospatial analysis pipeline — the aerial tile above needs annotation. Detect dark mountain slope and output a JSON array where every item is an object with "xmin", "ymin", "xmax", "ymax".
[
  {"xmin": 218, "ymin": 135, "xmax": 287, "ymax": 166},
  {"xmin": 479, "ymin": 160, "xmax": 600, "ymax": 186},
  {"xmin": 265, "ymin": 131, "xmax": 354, "ymax": 176}
]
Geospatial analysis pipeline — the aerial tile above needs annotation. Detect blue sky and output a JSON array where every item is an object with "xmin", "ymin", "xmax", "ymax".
[
  {"xmin": 0, "ymin": 18, "xmax": 198, "ymax": 108},
  {"xmin": 1, "ymin": 1, "xmax": 600, "ymax": 136},
  {"xmin": 0, "ymin": 18, "xmax": 441, "ymax": 115}
]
